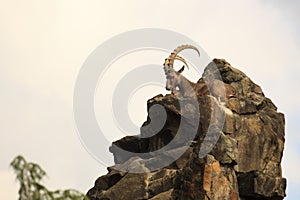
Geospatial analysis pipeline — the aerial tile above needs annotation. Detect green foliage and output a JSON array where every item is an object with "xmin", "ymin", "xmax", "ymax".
[{"xmin": 10, "ymin": 155, "xmax": 89, "ymax": 200}]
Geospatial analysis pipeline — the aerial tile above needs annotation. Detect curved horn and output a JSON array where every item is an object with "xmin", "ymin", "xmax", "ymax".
[
  {"xmin": 163, "ymin": 44, "xmax": 200, "ymax": 69},
  {"xmin": 175, "ymin": 55, "xmax": 189, "ymax": 70}
]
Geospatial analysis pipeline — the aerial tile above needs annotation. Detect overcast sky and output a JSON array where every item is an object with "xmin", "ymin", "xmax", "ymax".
[{"xmin": 1, "ymin": 0, "xmax": 300, "ymax": 199}]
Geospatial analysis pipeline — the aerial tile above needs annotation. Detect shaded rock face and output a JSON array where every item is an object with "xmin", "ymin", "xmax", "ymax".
[{"xmin": 87, "ymin": 59, "xmax": 286, "ymax": 200}]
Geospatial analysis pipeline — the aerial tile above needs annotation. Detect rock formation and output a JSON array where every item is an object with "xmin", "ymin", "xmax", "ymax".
[{"xmin": 87, "ymin": 59, "xmax": 286, "ymax": 200}]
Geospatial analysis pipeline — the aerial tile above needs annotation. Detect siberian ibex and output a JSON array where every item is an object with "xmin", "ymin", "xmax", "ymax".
[
  {"xmin": 163, "ymin": 45, "xmax": 201, "ymax": 97},
  {"xmin": 163, "ymin": 45, "xmax": 235, "ymax": 100}
]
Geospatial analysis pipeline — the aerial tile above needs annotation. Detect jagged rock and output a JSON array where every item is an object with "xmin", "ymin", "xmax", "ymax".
[
  {"xmin": 87, "ymin": 58, "xmax": 286, "ymax": 200},
  {"xmin": 149, "ymin": 189, "xmax": 173, "ymax": 200}
]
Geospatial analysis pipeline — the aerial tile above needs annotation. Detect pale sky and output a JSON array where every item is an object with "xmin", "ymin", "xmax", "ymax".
[{"xmin": 1, "ymin": 0, "xmax": 300, "ymax": 199}]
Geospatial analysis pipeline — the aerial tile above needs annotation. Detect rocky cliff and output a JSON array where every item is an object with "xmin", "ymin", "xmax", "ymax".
[{"xmin": 87, "ymin": 59, "xmax": 286, "ymax": 200}]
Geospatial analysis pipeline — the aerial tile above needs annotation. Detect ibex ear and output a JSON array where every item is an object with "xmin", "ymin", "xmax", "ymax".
[{"xmin": 178, "ymin": 65, "xmax": 185, "ymax": 73}]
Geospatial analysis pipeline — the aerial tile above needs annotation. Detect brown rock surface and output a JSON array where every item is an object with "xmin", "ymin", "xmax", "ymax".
[{"xmin": 87, "ymin": 59, "xmax": 286, "ymax": 200}]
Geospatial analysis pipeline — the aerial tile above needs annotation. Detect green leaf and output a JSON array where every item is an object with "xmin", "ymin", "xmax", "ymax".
[{"xmin": 10, "ymin": 155, "xmax": 89, "ymax": 200}]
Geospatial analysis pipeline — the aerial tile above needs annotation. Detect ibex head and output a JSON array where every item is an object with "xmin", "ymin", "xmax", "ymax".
[
  {"xmin": 163, "ymin": 45, "xmax": 200, "ymax": 93},
  {"xmin": 164, "ymin": 65, "xmax": 185, "ymax": 91}
]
